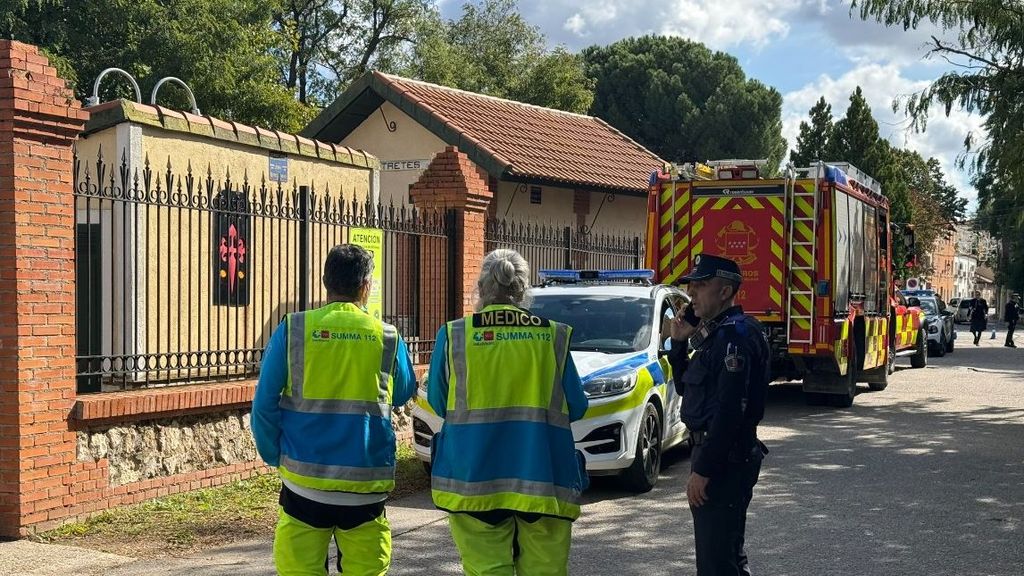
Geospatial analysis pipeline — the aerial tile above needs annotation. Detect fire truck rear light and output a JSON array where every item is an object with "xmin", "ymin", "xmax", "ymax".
[
  {"xmin": 717, "ymin": 170, "xmax": 734, "ymax": 179},
  {"xmin": 741, "ymin": 169, "xmax": 758, "ymax": 178}
]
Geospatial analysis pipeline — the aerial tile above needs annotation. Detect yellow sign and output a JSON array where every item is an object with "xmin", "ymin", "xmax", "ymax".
[{"xmin": 350, "ymin": 228, "xmax": 384, "ymax": 321}]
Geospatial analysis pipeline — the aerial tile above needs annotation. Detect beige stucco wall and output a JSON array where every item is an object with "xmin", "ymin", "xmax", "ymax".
[
  {"xmin": 341, "ymin": 101, "xmax": 447, "ymax": 205},
  {"xmin": 494, "ymin": 180, "xmax": 647, "ymax": 235}
]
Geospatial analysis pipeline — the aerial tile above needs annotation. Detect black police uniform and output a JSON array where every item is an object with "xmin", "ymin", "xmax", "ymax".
[
  {"xmin": 667, "ymin": 254, "xmax": 771, "ymax": 576},
  {"xmin": 1005, "ymin": 297, "xmax": 1020, "ymax": 347}
]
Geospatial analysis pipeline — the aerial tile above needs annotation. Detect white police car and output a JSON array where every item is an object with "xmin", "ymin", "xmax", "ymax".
[{"xmin": 411, "ymin": 269, "xmax": 692, "ymax": 493}]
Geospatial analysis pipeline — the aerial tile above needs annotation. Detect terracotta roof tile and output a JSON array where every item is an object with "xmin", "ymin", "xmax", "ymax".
[{"xmin": 373, "ymin": 73, "xmax": 664, "ymax": 193}]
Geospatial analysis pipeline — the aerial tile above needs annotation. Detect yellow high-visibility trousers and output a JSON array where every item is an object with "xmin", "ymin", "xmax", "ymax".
[
  {"xmin": 448, "ymin": 512, "xmax": 572, "ymax": 576},
  {"xmin": 273, "ymin": 506, "xmax": 391, "ymax": 576}
]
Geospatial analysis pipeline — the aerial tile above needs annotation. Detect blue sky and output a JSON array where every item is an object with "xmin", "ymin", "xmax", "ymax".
[{"xmin": 439, "ymin": 0, "xmax": 982, "ymax": 208}]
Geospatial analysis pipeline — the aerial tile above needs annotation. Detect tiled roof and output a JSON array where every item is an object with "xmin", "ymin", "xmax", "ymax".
[{"xmin": 303, "ymin": 72, "xmax": 665, "ymax": 194}]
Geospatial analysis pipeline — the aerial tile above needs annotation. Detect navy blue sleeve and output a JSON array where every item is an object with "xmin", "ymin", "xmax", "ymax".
[
  {"xmin": 427, "ymin": 325, "xmax": 449, "ymax": 418},
  {"xmin": 391, "ymin": 336, "xmax": 417, "ymax": 407},
  {"xmin": 252, "ymin": 322, "xmax": 288, "ymax": 467}
]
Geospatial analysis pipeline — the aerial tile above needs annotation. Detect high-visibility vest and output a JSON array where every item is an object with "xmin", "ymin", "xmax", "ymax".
[
  {"xmin": 431, "ymin": 304, "xmax": 584, "ymax": 520},
  {"xmin": 278, "ymin": 301, "xmax": 400, "ymax": 494}
]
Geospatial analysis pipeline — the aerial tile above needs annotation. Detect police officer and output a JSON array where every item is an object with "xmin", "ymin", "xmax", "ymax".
[
  {"xmin": 251, "ymin": 244, "xmax": 416, "ymax": 576},
  {"xmin": 665, "ymin": 253, "xmax": 770, "ymax": 576},
  {"xmin": 426, "ymin": 249, "xmax": 589, "ymax": 576},
  {"xmin": 1005, "ymin": 294, "xmax": 1020, "ymax": 348}
]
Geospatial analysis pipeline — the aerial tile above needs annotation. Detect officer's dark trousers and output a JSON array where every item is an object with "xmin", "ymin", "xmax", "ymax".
[
  {"xmin": 1006, "ymin": 320, "xmax": 1017, "ymax": 345},
  {"xmin": 690, "ymin": 445, "xmax": 763, "ymax": 576}
]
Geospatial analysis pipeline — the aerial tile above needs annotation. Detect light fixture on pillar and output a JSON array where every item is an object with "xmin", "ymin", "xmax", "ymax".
[
  {"xmin": 150, "ymin": 77, "xmax": 201, "ymax": 115},
  {"xmin": 85, "ymin": 67, "xmax": 142, "ymax": 107}
]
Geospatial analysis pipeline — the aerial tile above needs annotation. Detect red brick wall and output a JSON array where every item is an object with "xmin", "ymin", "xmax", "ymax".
[
  {"xmin": 0, "ymin": 41, "xmax": 88, "ymax": 537},
  {"xmin": 410, "ymin": 146, "xmax": 493, "ymax": 317}
]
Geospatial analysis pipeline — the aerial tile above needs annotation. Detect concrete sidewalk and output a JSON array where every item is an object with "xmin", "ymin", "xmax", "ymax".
[{"xmin": 1, "ymin": 490, "xmax": 450, "ymax": 576}]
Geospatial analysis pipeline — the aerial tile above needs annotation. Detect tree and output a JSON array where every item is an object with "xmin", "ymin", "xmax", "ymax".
[
  {"xmin": 925, "ymin": 157, "xmax": 967, "ymax": 223},
  {"xmin": 273, "ymin": 0, "xmax": 426, "ymax": 106},
  {"xmin": 1, "ymin": 0, "xmax": 314, "ymax": 132},
  {"xmin": 582, "ymin": 36, "xmax": 787, "ymax": 168},
  {"xmin": 852, "ymin": 0, "xmax": 1024, "ymax": 292},
  {"xmin": 790, "ymin": 97, "xmax": 834, "ymax": 166},
  {"xmin": 400, "ymin": 0, "xmax": 592, "ymax": 113}
]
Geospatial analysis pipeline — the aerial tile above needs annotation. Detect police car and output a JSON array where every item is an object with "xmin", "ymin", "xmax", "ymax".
[
  {"xmin": 411, "ymin": 269, "xmax": 692, "ymax": 493},
  {"xmin": 900, "ymin": 289, "xmax": 956, "ymax": 356}
]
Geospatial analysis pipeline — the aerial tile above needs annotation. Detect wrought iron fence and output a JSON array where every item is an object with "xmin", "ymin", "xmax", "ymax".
[
  {"xmin": 74, "ymin": 148, "xmax": 454, "ymax": 393},
  {"xmin": 485, "ymin": 218, "xmax": 644, "ymax": 285}
]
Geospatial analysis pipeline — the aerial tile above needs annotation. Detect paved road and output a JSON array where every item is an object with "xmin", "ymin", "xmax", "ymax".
[{"xmin": 7, "ymin": 327, "xmax": 1022, "ymax": 575}]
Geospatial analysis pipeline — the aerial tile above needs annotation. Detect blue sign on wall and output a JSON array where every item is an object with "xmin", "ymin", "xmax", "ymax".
[{"xmin": 269, "ymin": 155, "xmax": 289, "ymax": 183}]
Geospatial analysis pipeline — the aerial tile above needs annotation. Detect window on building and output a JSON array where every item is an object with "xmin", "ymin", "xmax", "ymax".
[{"xmin": 530, "ymin": 186, "xmax": 542, "ymax": 204}]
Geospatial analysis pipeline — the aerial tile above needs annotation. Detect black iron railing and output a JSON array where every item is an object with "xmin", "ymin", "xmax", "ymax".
[
  {"xmin": 485, "ymin": 218, "xmax": 644, "ymax": 285},
  {"xmin": 74, "ymin": 148, "xmax": 454, "ymax": 392}
]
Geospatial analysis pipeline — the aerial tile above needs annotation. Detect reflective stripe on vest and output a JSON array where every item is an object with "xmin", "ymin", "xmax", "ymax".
[
  {"xmin": 432, "ymin": 476, "xmax": 580, "ymax": 503},
  {"xmin": 447, "ymin": 315, "xmax": 571, "ymax": 428},
  {"xmin": 279, "ymin": 455, "xmax": 394, "ymax": 483}
]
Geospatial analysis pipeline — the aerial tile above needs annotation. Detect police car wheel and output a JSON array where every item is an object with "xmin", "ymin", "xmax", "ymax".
[
  {"xmin": 910, "ymin": 329, "xmax": 928, "ymax": 369},
  {"xmin": 945, "ymin": 330, "xmax": 955, "ymax": 353},
  {"xmin": 621, "ymin": 402, "xmax": 662, "ymax": 493}
]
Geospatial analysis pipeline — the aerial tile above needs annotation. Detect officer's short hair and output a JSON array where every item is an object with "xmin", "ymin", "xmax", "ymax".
[
  {"xmin": 718, "ymin": 277, "xmax": 740, "ymax": 299},
  {"xmin": 323, "ymin": 244, "xmax": 374, "ymax": 299},
  {"xmin": 477, "ymin": 249, "xmax": 531, "ymax": 309}
]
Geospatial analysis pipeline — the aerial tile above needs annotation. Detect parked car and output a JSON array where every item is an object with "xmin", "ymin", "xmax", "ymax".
[
  {"xmin": 412, "ymin": 269, "xmax": 692, "ymax": 493},
  {"xmin": 902, "ymin": 290, "xmax": 956, "ymax": 356},
  {"xmin": 955, "ymin": 298, "xmax": 974, "ymax": 324}
]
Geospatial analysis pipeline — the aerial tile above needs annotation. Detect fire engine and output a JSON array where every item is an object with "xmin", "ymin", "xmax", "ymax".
[{"xmin": 645, "ymin": 159, "xmax": 927, "ymax": 407}]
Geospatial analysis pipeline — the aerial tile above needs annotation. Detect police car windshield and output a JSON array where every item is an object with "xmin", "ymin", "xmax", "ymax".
[
  {"xmin": 917, "ymin": 298, "xmax": 938, "ymax": 315},
  {"xmin": 530, "ymin": 295, "xmax": 654, "ymax": 353}
]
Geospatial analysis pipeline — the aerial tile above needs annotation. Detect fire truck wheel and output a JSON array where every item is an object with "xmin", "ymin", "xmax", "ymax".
[
  {"xmin": 910, "ymin": 329, "xmax": 928, "ymax": 369},
  {"xmin": 829, "ymin": 341, "xmax": 857, "ymax": 408}
]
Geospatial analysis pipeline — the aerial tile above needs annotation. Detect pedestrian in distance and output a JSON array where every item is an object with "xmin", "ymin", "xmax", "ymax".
[
  {"xmin": 665, "ymin": 253, "xmax": 771, "ymax": 576},
  {"xmin": 426, "ymin": 248, "xmax": 589, "ymax": 576},
  {"xmin": 1005, "ymin": 294, "xmax": 1020, "ymax": 348},
  {"xmin": 251, "ymin": 244, "xmax": 417, "ymax": 576},
  {"xmin": 969, "ymin": 291, "xmax": 989, "ymax": 345}
]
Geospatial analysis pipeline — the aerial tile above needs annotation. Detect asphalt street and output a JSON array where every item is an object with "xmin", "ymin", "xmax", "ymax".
[{"xmin": 5, "ymin": 327, "xmax": 1022, "ymax": 576}]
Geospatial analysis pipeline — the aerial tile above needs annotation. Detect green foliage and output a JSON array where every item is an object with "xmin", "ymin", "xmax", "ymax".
[
  {"xmin": 790, "ymin": 97, "xmax": 834, "ymax": 167},
  {"xmin": 274, "ymin": 0, "xmax": 427, "ymax": 106},
  {"xmin": 2, "ymin": 0, "xmax": 315, "ymax": 132},
  {"xmin": 582, "ymin": 35, "xmax": 787, "ymax": 167},
  {"xmin": 400, "ymin": 0, "xmax": 593, "ymax": 113},
  {"xmin": 852, "ymin": 0, "xmax": 1024, "ymax": 292}
]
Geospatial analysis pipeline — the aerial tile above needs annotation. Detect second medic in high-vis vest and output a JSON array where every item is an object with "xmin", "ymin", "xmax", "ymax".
[
  {"xmin": 251, "ymin": 244, "xmax": 416, "ymax": 576},
  {"xmin": 426, "ymin": 249, "xmax": 589, "ymax": 576}
]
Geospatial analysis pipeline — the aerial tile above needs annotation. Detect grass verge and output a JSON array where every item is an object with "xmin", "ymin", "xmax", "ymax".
[{"xmin": 35, "ymin": 443, "xmax": 430, "ymax": 558}]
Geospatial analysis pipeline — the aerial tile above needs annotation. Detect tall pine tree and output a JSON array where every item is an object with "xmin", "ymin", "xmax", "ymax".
[{"xmin": 790, "ymin": 97, "xmax": 834, "ymax": 166}]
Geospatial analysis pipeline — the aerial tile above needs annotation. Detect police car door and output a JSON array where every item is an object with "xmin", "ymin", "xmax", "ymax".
[{"xmin": 658, "ymin": 293, "xmax": 685, "ymax": 441}]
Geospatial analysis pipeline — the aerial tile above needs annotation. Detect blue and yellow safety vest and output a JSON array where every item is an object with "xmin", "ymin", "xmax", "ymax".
[
  {"xmin": 278, "ymin": 301, "xmax": 400, "ymax": 494},
  {"xmin": 430, "ymin": 304, "xmax": 586, "ymax": 520}
]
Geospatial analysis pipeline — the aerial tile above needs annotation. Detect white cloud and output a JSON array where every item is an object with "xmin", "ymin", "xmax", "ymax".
[
  {"xmin": 782, "ymin": 63, "xmax": 985, "ymax": 208},
  {"xmin": 554, "ymin": 0, "xmax": 802, "ymax": 50}
]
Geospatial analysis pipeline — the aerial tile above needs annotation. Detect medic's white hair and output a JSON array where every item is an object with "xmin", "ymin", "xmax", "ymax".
[{"xmin": 475, "ymin": 249, "xmax": 532, "ymax": 311}]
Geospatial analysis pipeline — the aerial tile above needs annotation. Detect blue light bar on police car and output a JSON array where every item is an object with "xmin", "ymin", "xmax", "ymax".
[{"xmin": 538, "ymin": 269, "xmax": 655, "ymax": 282}]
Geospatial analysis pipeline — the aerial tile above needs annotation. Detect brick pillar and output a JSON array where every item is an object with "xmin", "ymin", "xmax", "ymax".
[
  {"xmin": 0, "ymin": 41, "xmax": 88, "ymax": 536},
  {"xmin": 410, "ymin": 146, "xmax": 493, "ymax": 318}
]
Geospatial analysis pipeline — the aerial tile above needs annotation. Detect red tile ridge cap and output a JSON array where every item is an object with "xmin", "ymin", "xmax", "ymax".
[{"xmin": 373, "ymin": 71, "xmax": 599, "ymax": 122}]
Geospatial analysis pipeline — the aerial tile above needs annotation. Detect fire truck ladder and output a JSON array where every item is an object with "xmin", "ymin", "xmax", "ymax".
[{"xmin": 785, "ymin": 164, "xmax": 821, "ymax": 346}]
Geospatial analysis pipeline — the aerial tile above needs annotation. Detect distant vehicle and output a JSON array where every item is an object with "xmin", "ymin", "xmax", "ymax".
[
  {"xmin": 955, "ymin": 298, "xmax": 974, "ymax": 324},
  {"xmin": 902, "ymin": 290, "xmax": 955, "ymax": 356}
]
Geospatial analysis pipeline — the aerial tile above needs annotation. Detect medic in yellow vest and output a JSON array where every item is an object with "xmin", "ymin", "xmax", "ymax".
[
  {"xmin": 427, "ymin": 249, "xmax": 589, "ymax": 576},
  {"xmin": 252, "ymin": 244, "xmax": 416, "ymax": 576}
]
